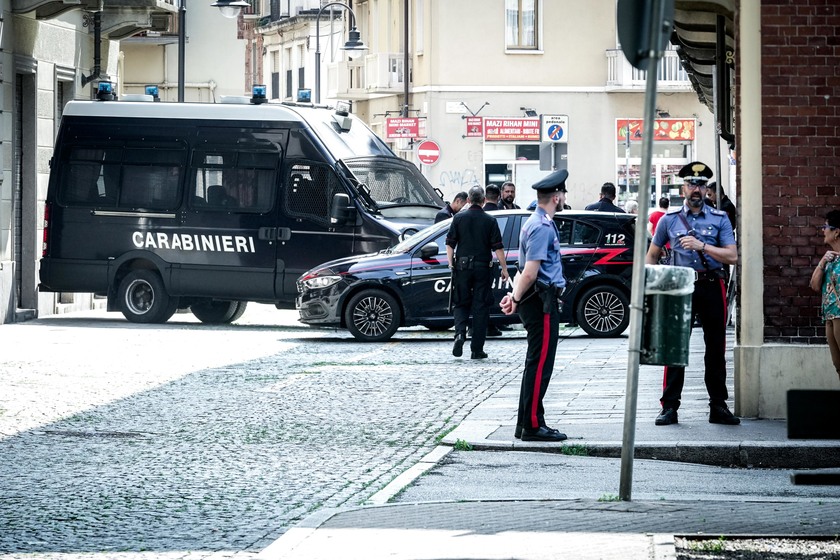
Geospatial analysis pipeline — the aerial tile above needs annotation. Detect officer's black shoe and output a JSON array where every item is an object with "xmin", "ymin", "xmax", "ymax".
[
  {"xmin": 515, "ymin": 425, "xmax": 561, "ymax": 439},
  {"xmin": 709, "ymin": 404, "xmax": 740, "ymax": 425},
  {"xmin": 655, "ymin": 407, "xmax": 679, "ymax": 426},
  {"xmin": 452, "ymin": 333, "xmax": 465, "ymax": 357},
  {"xmin": 470, "ymin": 350, "xmax": 488, "ymax": 359},
  {"xmin": 521, "ymin": 426, "xmax": 567, "ymax": 442},
  {"xmin": 486, "ymin": 325, "xmax": 503, "ymax": 337}
]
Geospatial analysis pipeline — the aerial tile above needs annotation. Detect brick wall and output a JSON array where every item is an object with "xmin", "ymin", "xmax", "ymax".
[{"xmin": 759, "ymin": 1, "xmax": 840, "ymax": 343}]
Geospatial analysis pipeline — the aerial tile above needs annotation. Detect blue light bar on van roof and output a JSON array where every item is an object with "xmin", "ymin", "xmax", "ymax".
[
  {"xmin": 144, "ymin": 85, "xmax": 160, "ymax": 101},
  {"xmin": 96, "ymin": 81, "xmax": 115, "ymax": 101},
  {"xmin": 251, "ymin": 84, "xmax": 267, "ymax": 105},
  {"xmin": 297, "ymin": 88, "xmax": 312, "ymax": 103}
]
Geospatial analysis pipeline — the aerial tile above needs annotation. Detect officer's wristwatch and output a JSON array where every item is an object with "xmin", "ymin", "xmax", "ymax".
[{"xmin": 511, "ymin": 295, "xmax": 520, "ymax": 304}]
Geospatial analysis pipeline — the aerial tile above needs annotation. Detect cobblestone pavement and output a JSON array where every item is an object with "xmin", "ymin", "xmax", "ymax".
[{"xmin": 0, "ymin": 306, "xmax": 524, "ymax": 559}]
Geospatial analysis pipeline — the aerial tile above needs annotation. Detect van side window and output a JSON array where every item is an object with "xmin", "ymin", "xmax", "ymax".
[
  {"xmin": 120, "ymin": 148, "xmax": 183, "ymax": 209},
  {"xmin": 284, "ymin": 163, "xmax": 341, "ymax": 226},
  {"xmin": 59, "ymin": 144, "xmax": 184, "ymax": 211},
  {"xmin": 191, "ymin": 150, "xmax": 276, "ymax": 213}
]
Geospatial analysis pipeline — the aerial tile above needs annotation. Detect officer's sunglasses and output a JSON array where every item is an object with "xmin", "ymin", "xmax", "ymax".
[
  {"xmin": 822, "ymin": 225, "xmax": 837, "ymax": 231},
  {"xmin": 684, "ymin": 180, "xmax": 707, "ymax": 190}
]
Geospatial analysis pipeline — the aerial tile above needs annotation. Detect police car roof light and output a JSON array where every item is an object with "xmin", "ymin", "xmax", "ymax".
[
  {"xmin": 251, "ymin": 84, "xmax": 267, "ymax": 105},
  {"xmin": 96, "ymin": 81, "xmax": 115, "ymax": 101}
]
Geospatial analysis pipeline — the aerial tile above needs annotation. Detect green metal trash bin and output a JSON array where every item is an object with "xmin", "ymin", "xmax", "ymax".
[{"xmin": 640, "ymin": 265, "xmax": 694, "ymax": 366}]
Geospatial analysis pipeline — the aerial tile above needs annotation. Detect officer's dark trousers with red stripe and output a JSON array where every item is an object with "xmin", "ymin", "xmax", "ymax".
[
  {"xmin": 517, "ymin": 292, "xmax": 561, "ymax": 431},
  {"xmin": 661, "ymin": 277, "xmax": 729, "ymax": 411}
]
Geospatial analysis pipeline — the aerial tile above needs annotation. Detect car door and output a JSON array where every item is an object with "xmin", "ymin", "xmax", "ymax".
[
  {"xmin": 403, "ymin": 229, "xmax": 451, "ymax": 321},
  {"xmin": 403, "ymin": 215, "xmax": 513, "ymax": 322}
]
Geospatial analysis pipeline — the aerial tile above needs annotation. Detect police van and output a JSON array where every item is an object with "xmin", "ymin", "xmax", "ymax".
[{"xmin": 39, "ymin": 86, "xmax": 444, "ymax": 324}]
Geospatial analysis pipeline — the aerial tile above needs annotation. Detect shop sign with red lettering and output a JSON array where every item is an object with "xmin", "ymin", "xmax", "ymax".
[
  {"xmin": 386, "ymin": 117, "xmax": 427, "ymax": 139},
  {"xmin": 465, "ymin": 116, "xmax": 483, "ymax": 137},
  {"xmin": 483, "ymin": 118, "xmax": 541, "ymax": 141}
]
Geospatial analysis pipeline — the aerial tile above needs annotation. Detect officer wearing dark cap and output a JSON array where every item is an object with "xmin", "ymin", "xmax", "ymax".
[
  {"xmin": 645, "ymin": 161, "xmax": 739, "ymax": 426},
  {"xmin": 500, "ymin": 169, "xmax": 569, "ymax": 442}
]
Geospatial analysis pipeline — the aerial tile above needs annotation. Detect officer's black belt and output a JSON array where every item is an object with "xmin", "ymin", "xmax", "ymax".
[
  {"xmin": 454, "ymin": 256, "xmax": 492, "ymax": 270},
  {"xmin": 694, "ymin": 269, "xmax": 726, "ymax": 282}
]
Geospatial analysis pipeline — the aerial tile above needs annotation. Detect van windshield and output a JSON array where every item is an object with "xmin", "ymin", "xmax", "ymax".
[{"xmin": 343, "ymin": 157, "xmax": 443, "ymax": 220}]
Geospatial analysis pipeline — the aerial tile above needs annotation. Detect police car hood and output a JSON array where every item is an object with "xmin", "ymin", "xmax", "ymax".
[{"xmin": 301, "ymin": 249, "xmax": 410, "ymax": 279}]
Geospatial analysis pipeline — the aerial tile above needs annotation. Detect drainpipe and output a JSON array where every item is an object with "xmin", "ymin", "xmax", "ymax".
[{"xmin": 81, "ymin": 11, "xmax": 102, "ymax": 86}]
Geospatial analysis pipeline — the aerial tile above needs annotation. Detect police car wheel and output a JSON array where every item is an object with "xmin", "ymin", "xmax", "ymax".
[
  {"xmin": 344, "ymin": 289, "xmax": 401, "ymax": 342},
  {"xmin": 118, "ymin": 270, "xmax": 178, "ymax": 324},
  {"xmin": 575, "ymin": 285, "xmax": 629, "ymax": 338},
  {"xmin": 191, "ymin": 299, "xmax": 245, "ymax": 324}
]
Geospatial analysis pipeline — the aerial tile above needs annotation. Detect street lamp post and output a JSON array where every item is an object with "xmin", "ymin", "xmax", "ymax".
[{"xmin": 315, "ymin": 2, "xmax": 367, "ymax": 104}]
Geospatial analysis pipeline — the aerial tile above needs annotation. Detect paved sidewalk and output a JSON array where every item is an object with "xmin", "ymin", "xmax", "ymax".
[{"xmin": 262, "ymin": 327, "xmax": 840, "ymax": 560}]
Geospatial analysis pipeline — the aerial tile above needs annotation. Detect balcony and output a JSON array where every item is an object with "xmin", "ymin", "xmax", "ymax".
[
  {"xmin": 12, "ymin": 0, "xmax": 176, "ymax": 38},
  {"xmin": 606, "ymin": 48, "xmax": 692, "ymax": 92},
  {"xmin": 327, "ymin": 52, "xmax": 405, "ymax": 101}
]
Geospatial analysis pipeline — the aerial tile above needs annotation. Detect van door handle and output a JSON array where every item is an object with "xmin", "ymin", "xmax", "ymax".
[{"xmin": 259, "ymin": 227, "xmax": 291, "ymax": 241}]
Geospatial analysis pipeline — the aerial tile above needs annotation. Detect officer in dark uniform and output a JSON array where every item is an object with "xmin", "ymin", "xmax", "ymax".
[
  {"xmin": 645, "ymin": 161, "xmax": 739, "ymax": 426},
  {"xmin": 500, "ymin": 169, "xmax": 569, "ymax": 442},
  {"xmin": 446, "ymin": 186, "xmax": 509, "ymax": 359},
  {"xmin": 435, "ymin": 191, "xmax": 468, "ymax": 223}
]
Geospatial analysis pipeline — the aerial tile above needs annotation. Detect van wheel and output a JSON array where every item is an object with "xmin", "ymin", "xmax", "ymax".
[
  {"xmin": 228, "ymin": 301, "xmax": 248, "ymax": 322},
  {"xmin": 118, "ymin": 270, "xmax": 178, "ymax": 324},
  {"xmin": 191, "ymin": 300, "xmax": 246, "ymax": 324},
  {"xmin": 574, "ymin": 285, "xmax": 630, "ymax": 338},
  {"xmin": 344, "ymin": 289, "xmax": 401, "ymax": 342}
]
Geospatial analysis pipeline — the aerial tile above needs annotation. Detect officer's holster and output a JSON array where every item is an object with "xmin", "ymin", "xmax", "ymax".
[{"xmin": 535, "ymin": 281, "xmax": 565, "ymax": 314}]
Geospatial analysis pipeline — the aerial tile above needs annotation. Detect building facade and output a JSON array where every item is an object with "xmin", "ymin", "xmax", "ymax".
[{"xmin": 256, "ymin": 1, "xmax": 714, "ymax": 211}]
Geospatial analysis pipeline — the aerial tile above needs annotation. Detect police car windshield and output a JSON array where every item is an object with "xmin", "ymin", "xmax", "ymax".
[{"xmin": 388, "ymin": 219, "xmax": 449, "ymax": 254}]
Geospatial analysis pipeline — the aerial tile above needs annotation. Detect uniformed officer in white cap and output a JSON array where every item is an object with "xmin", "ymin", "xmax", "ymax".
[
  {"xmin": 645, "ymin": 161, "xmax": 739, "ymax": 426},
  {"xmin": 501, "ymin": 169, "xmax": 569, "ymax": 442}
]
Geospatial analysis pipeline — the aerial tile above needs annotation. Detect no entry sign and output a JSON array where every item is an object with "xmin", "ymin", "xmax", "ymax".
[{"xmin": 416, "ymin": 140, "xmax": 441, "ymax": 166}]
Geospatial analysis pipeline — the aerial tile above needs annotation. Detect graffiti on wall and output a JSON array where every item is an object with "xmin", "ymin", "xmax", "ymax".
[{"xmin": 438, "ymin": 168, "xmax": 480, "ymax": 193}]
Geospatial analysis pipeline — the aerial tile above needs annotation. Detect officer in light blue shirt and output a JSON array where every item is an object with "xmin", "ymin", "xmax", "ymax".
[
  {"xmin": 500, "ymin": 168, "xmax": 569, "ymax": 443},
  {"xmin": 646, "ymin": 161, "xmax": 739, "ymax": 427}
]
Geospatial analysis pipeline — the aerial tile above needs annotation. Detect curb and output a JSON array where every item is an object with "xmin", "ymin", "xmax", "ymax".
[{"xmin": 442, "ymin": 429, "xmax": 840, "ymax": 468}]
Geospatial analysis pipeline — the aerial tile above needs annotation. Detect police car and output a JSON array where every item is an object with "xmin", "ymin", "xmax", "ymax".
[{"xmin": 296, "ymin": 209, "xmax": 636, "ymax": 341}]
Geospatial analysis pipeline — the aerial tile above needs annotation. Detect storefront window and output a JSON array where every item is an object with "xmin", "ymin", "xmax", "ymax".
[{"xmin": 615, "ymin": 118, "xmax": 696, "ymax": 208}]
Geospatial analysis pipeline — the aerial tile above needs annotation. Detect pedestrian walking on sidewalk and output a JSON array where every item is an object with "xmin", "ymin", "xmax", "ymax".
[
  {"xmin": 446, "ymin": 186, "xmax": 509, "ymax": 360},
  {"xmin": 500, "ymin": 169, "xmax": 569, "ymax": 442},
  {"xmin": 644, "ymin": 161, "xmax": 739, "ymax": 426},
  {"xmin": 809, "ymin": 209, "xmax": 840, "ymax": 381}
]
